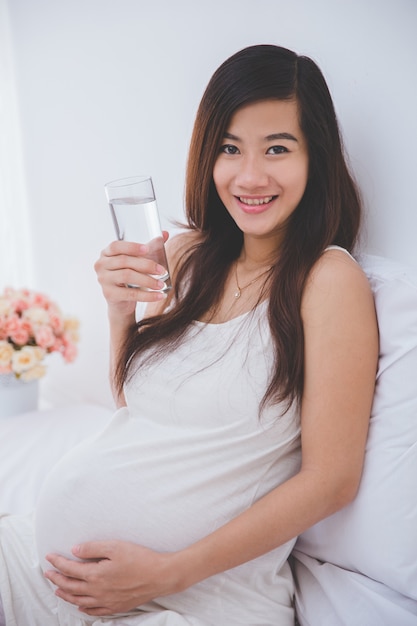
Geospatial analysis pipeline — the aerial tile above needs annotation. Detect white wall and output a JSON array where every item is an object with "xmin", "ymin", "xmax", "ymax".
[{"xmin": 7, "ymin": 0, "xmax": 417, "ymax": 407}]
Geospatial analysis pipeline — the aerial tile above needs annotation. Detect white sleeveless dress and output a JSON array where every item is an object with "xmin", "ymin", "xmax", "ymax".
[{"xmin": 0, "ymin": 301, "xmax": 301, "ymax": 625}]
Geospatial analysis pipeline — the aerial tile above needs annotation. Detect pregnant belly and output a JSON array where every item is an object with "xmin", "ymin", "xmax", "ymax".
[{"xmin": 34, "ymin": 409, "xmax": 262, "ymax": 571}]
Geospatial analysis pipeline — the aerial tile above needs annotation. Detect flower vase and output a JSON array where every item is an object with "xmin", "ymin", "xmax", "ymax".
[{"xmin": 0, "ymin": 373, "xmax": 39, "ymax": 417}]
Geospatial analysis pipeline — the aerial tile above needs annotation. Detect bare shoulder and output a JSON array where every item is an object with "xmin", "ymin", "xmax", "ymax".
[
  {"xmin": 305, "ymin": 247, "xmax": 371, "ymax": 297},
  {"xmin": 302, "ymin": 248, "xmax": 375, "ymax": 324}
]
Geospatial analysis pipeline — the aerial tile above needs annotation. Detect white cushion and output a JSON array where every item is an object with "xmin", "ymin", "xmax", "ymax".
[{"xmin": 293, "ymin": 254, "xmax": 417, "ymax": 614}]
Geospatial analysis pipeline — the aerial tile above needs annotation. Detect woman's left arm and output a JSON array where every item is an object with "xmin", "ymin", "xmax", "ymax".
[{"xmin": 45, "ymin": 250, "xmax": 379, "ymax": 617}]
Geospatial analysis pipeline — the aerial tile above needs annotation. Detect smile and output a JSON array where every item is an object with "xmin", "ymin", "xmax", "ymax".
[{"xmin": 238, "ymin": 196, "xmax": 276, "ymax": 206}]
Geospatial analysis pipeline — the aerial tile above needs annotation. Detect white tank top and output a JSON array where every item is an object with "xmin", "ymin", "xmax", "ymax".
[{"xmin": 34, "ymin": 301, "xmax": 301, "ymax": 624}]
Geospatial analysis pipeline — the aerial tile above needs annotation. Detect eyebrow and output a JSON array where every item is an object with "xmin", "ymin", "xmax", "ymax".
[{"xmin": 223, "ymin": 132, "xmax": 298, "ymax": 142}]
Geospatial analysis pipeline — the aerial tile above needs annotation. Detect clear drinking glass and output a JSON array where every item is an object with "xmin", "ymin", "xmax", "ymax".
[{"xmin": 105, "ymin": 175, "xmax": 171, "ymax": 292}]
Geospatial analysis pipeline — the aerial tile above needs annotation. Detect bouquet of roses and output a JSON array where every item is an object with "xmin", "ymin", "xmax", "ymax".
[{"xmin": 0, "ymin": 287, "xmax": 79, "ymax": 382}]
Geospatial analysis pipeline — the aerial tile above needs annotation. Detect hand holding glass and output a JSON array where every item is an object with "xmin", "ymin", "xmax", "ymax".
[{"xmin": 105, "ymin": 176, "xmax": 171, "ymax": 292}]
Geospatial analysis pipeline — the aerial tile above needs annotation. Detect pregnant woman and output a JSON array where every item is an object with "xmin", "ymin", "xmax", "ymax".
[{"xmin": 0, "ymin": 44, "xmax": 378, "ymax": 625}]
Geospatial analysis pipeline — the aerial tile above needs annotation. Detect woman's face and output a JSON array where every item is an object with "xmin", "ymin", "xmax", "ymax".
[{"xmin": 213, "ymin": 99, "xmax": 309, "ymax": 245}]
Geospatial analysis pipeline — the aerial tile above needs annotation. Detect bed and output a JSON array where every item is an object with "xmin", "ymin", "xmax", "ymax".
[{"xmin": 0, "ymin": 255, "xmax": 416, "ymax": 625}]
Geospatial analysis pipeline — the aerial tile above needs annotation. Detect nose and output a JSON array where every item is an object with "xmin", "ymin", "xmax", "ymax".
[{"xmin": 235, "ymin": 155, "xmax": 269, "ymax": 190}]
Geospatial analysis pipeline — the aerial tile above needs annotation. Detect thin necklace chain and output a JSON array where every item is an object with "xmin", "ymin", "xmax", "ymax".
[{"xmin": 233, "ymin": 261, "xmax": 273, "ymax": 299}]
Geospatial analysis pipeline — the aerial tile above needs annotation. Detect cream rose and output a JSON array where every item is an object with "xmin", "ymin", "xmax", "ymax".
[
  {"xmin": 20, "ymin": 363, "xmax": 47, "ymax": 381},
  {"xmin": 0, "ymin": 299, "xmax": 12, "ymax": 317},
  {"xmin": 63, "ymin": 316, "xmax": 80, "ymax": 343},
  {"xmin": 22, "ymin": 306, "xmax": 49, "ymax": 326},
  {"xmin": 0, "ymin": 340, "xmax": 14, "ymax": 367},
  {"xmin": 11, "ymin": 346, "xmax": 44, "ymax": 374}
]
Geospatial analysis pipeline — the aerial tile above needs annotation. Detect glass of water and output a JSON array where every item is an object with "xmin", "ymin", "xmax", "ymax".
[{"xmin": 104, "ymin": 175, "xmax": 171, "ymax": 292}]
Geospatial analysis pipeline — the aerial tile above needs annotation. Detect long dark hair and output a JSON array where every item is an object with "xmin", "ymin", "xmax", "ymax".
[{"xmin": 115, "ymin": 44, "xmax": 362, "ymax": 410}]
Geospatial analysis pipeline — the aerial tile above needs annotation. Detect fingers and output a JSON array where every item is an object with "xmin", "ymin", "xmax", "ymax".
[
  {"xmin": 72, "ymin": 540, "xmax": 117, "ymax": 560},
  {"xmin": 98, "ymin": 241, "xmax": 168, "ymax": 280},
  {"xmin": 44, "ymin": 558, "xmax": 108, "ymax": 611},
  {"xmin": 54, "ymin": 583, "xmax": 112, "ymax": 615},
  {"xmin": 45, "ymin": 553, "xmax": 92, "ymax": 579},
  {"xmin": 103, "ymin": 240, "xmax": 147, "ymax": 256},
  {"xmin": 44, "ymin": 542, "xmax": 170, "ymax": 613},
  {"xmin": 44, "ymin": 562, "xmax": 125, "ymax": 615},
  {"xmin": 94, "ymin": 240, "xmax": 169, "ymax": 305},
  {"xmin": 79, "ymin": 606, "xmax": 114, "ymax": 617}
]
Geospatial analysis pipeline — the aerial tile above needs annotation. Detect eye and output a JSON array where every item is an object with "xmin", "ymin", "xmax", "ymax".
[
  {"xmin": 267, "ymin": 145, "xmax": 289, "ymax": 155},
  {"xmin": 220, "ymin": 144, "xmax": 240, "ymax": 155}
]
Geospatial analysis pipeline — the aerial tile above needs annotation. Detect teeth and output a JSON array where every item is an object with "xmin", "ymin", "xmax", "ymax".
[{"xmin": 239, "ymin": 196, "xmax": 273, "ymax": 206}]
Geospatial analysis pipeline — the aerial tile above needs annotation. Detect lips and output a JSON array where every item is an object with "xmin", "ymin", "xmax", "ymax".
[
  {"xmin": 236, "ymin": 195, "xmax": 278, "ymax": 213},
  {"xmin": 238, "ymin": 196, "xmax": 275, "ymax": 206}
]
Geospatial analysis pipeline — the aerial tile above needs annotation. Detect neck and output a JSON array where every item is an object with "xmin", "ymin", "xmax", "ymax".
[{"xmin": 239, "ymin": 234, "xmax": 281, "ymax": 269}]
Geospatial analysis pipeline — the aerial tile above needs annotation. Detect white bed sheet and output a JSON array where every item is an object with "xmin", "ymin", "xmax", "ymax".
[
  {"xmin": 293, "ymin": 551, "xmax": 417, "ymax": 626},
  {"xmin": 0, "ymin": 404, "xmax": 113, "ymax": 514}
]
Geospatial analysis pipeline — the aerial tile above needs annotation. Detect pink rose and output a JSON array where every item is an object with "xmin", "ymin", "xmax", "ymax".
[
  {"xmin": 6, "ymin": 317, "xmax": 31, "ymax": 346},
  {"xmin": 0, "ymin": 288, "xmax": 79, "ymax": 371},
  {"xmin": 11, "ymin": 327, "xmax": 31, "ymax": 345},
  {"xmin": 48, "ymin": 312, "xmax": 64, "ymax": 333},
  {"xmin": 34, "ymin": 325, "xmax": 56, "ymax": 349},
  {"xmin": 31, "ymin": 292, "xmax": 50, "ymax": 308},
  {"xmin": 62, "ymin": 341, "xmax": 78, "ymax": 363},
  {"xmin": 0, "ymin": 317, "xmax": 8, "ymax": 340},
  {"xmin": 51, "ymin": 336, "xmax": 64, "ymax": 353},
  {"xmin": 5, "ymin": 315, "xmax": 19, "ymax": 333},
  {"xmin": 12, "ymin": 298, "xmax": 30, "ymax": 314}
]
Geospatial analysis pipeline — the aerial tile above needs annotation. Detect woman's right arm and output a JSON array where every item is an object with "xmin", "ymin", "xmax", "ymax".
[{"xmin": 94, "ymin": 239, "xmax": 169, "ymax": 407}]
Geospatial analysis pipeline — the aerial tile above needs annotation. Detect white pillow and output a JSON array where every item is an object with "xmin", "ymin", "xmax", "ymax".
[{"xmin": 294, "ymin": 254, "xmax": 417, "ymax": 601}]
